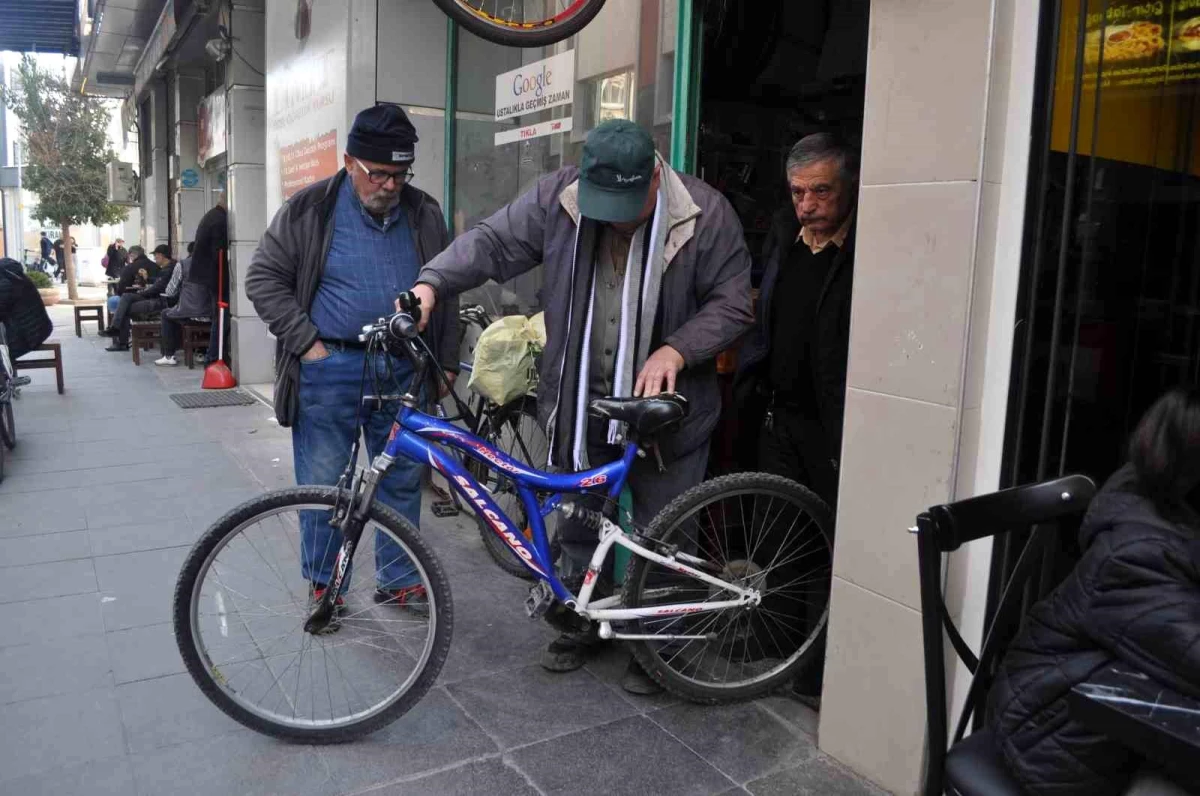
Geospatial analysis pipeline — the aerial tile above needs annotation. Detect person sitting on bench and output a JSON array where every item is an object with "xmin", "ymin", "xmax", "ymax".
[
  {"xmin": 104, "ymin": 245, "xmax": 179, "ymax": 352},
  {"xmin": 155, "ymin": 243, "xmax": 206, "ymax": 366}
]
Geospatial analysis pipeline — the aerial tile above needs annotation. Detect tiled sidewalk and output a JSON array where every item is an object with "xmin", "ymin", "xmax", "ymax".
[{"xmin": 0, "ymin": 304, "xmax": 887, "ymax": 796}]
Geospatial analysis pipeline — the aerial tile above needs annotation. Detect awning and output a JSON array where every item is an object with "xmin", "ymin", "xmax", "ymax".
[{"xmin": 0, "ymin": 0, "xmax": 79, "ymax": 55}]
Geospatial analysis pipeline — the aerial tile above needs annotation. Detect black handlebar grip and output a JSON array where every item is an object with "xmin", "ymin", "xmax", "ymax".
[
  {"xmin": 396, "ymin": 290, "xmax": 423, "ymax": 325},
  {"xmin": 388, "ymin": 313, "xmax": 419, "ymax": 340}
]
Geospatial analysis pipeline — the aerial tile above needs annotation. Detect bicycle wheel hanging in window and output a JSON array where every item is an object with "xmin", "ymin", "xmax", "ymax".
[{"xmin": 429, "ymin": 0, "xmax": 607, "ymax": 47}]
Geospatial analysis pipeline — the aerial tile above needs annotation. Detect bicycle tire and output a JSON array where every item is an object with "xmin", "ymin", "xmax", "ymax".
[
  {"xmin": 469, "ymin": 398, "xmax": 552, "ymax": 579},
  {"xmin": 623, "ymin": 472, "xmax": 834, "ymax": 704},
  {"xmin": 173, "ymin": 486, "xmax": 453, "ymax": 743},
  {"xmin": 431, "ymin": 0, "xmax": 607, "ymax": 48},
  {"xmin": 1, "ymin": 399, "xmax": 15, "ymax": 450}
]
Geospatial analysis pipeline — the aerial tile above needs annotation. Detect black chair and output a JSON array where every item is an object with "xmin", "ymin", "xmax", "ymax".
[{"xmin": 915, "ymin": 474, "xmax": 1097, "ymax": 796}]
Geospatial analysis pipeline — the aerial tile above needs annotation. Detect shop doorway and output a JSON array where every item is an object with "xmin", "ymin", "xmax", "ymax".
[{"xmin": 691, "ymin": 0, "xmax": 869, "ymax": 475}]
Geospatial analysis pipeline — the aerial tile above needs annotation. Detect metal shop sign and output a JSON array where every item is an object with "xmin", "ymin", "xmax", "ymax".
[
  {"xmin": 494, "ymin": 50, "xmax": 574, "ymax": 122},
  {"xmin": 197, "ymin": 89, "xmax": 227, "ymax": 166}
]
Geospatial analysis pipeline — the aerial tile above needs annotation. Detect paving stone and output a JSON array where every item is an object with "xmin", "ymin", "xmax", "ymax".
[
  {"xmin": 757, "ymin": 693, "xmax": 820, "ymax": 738},
  {"xmin": 584, "ymin": 640, "xmax": 681, "ymax": 712},
  {"xmin": 88, "ymin": 519, "xmax": 200, "ymax": 557},
  {"xmin": 116, "ymin": 672, "xmax": 244, "ymax": 753},
  {"xmin": 318, "ymin": 687, "xmax": 497, "ymax": 792},
  {"xmin": 447, "ymin": 664, "xmax": 637, "ymax": 749},
  {"xmin": 511, "ymin": 715, "xmax": 733, "ymax": 796},
  {"xmin": 0, "ymin": 689, "xmax": 126, "ymax": 784},
  {"xmin": 106, "ymin": 623, "xmax": 186, "ymax": 684},
  {"xmin": 0, "ymin": 632, "xmax": 114, "ymax": 703},
  {"xmin": 129, "ymin": 730, "xmax": 333, "ymax": 796},
  {"xmin": 649, "ymin": 701, "xmax": 817, "ymax": 783},
  {"xmin": 0, "ymin": 557, "xmax": 96, "ymax": 602},
  {"xmin": 370, "ymin": 758, "xmax": 539, "ymax": 795},
  {"xmin": 94, "ymin": 547, "xmax": 189, "ymax": 631},
  {"xmin": 0, "ymin": 592, "xmax": 105, "ymax": 647},
  {"xmin": 745, "ymin": 756, "xmax": 887, "ymax": 796},
  {"xmin": 0, "ymin": 756, "xmax": 137, "ymax": 796},
  {"xmin": 0, "ymin": 529, "xmax": 91, "ymax": 565},
  {"xmin": 0, "ymin": 494, "xmax": 88, "ymax": 536}
]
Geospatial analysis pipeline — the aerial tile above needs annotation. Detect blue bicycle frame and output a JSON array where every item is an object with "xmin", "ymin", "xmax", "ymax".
[{"xmin": 382, "ymin": 404, "xmax": 635, "ymax": 604}]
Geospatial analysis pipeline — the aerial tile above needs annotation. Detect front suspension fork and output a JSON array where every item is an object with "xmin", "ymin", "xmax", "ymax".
[{"xmin": 303, "ymin": 459, "xmax": 389, "ymax": 633}]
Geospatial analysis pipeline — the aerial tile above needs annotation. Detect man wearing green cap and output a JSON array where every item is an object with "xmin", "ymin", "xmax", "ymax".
[{"xmin": 411, "ymin": 119, "xmax": 754, "ymax": 693}]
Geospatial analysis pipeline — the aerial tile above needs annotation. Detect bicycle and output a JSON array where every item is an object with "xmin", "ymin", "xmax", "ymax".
[
  {"xmin": 0, "ymin": 325, "xmax": 29, "ymax": 484},
  {"xmin": 174, "ymin": 293, "xmax": 833, "ymax": 742},
  {"xmin": 451, "ymin": 303, "xmax": 552, "ymax": 579},
  {"xmin": 430, "ymin": 0, "xmax": 607, "ymax": 47}
]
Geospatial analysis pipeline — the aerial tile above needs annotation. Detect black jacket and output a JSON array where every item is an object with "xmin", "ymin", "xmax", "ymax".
[
  {"xmin": 245, "ymin": 171, "xmax": 459, "ymax": 427},
  {"xmin": 141, "ymin": 260, "xmax": 177, "ymax": 301},
  {"xmin": 986, "ymin": 465, "xmax": 1200, "ymax": 796},
  {"xmin": 116, "ymin": 256, "xmax": 159, "ymax": 296},
  {"xmin": 105, "ymin": 244, "xmax": 126, "ymax": 279},
  {"xmin": 734, "ymin": 210, "xmax": 855, "ymax": 463},
  {"xmin": 189, "ymin": 204, "xmax": 228, "ymax": 298},
  {"xmin": 0, "ymin": 259, "xmax": 52, "ymax": 360}
]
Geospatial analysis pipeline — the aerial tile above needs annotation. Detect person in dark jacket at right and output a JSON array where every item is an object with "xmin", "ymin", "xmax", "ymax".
[
  {"xmin": 987, "ymin": 387, "xmax": 1200, "ymax": 796},
  {"xmin": 189, "ymin": 184, "xmax": 228, "ymax": 362},
  {"xmin": 733, "ymin": 133, "xmax": 858, "ymax": 708}
]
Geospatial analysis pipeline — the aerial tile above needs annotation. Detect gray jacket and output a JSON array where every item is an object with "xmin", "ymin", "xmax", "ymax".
[
  {"xmin": 417, "ymin": 161, "xmax": 754, "ymax": 463},
  {"xmin": 246, "ymin": 170, "xmax": 459, "ymax": 426}
]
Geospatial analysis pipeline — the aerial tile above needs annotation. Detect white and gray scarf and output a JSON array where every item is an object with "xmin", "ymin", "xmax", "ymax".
[{"xmin": 551, "ymin": 181, "xmax": 669, "ymax": 470}]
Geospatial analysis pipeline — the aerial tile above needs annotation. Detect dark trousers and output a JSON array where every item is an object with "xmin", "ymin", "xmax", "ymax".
[
  {"xmin": 557, "ymin": 417, "xmax": 710, "ymax": 580},
  {"xmin": 161, "ymin": 315, "xmax": 183, "ymax": 356},
  {"xmin": 756, "ymin": 406, "xmax": 838, "ymax": 694},
  {"xmin": 114, "ymin": 296, "xmax": 167, "ymax": 345}
]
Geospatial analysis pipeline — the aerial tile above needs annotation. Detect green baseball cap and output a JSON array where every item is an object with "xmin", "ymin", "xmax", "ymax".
[{"xmin": 578, "ymin": 120, "xmax": 656, "ymax": 223}]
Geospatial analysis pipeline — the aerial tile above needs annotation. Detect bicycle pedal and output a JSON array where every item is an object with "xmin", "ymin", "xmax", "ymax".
[
  {"xmin": 525, "ymin": 580, "xmax": 554, "ymax": 620},
  {"xmin": 431, "ymin": 501, "xmax": 459, "ymax": 518}
]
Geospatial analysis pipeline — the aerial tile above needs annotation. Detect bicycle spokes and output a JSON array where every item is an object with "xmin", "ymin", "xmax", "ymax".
[{"xmin": 629, "ymin": 487, "xmax": 832, "ymax": 689}]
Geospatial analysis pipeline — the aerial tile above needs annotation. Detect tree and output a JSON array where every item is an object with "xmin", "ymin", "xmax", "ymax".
[{"xmin": 2, "ymin": 55, "xmax": 128, "ymax": 301}]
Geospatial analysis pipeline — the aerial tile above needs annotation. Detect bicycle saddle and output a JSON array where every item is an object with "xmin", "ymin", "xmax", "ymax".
[{"xmin": 587, "ymin": 393, "xmax": 689, "ymax": 437}]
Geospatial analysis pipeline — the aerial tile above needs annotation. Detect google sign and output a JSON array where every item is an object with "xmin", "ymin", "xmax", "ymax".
[{"xmin": 495, "ymin": 51, "xmax": 576, "ymax": 123}]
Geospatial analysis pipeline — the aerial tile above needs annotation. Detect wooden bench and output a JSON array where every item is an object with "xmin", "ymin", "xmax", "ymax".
[
  {"xmin": 74, "ymin": 304, "xmax": 105, "ymax": 337},
  {"xmin": 129, "ymin": 321, "xmax": 161, "ymax": 366},
  {"xmin": 182, "ymin": 323, "xmax": 210, "ymax": 369},
  {"xmin": 15, "ymin": 342, "xmax": 63, "ymax": 394}
]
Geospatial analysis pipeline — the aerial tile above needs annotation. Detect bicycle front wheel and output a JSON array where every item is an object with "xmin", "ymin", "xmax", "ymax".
[
  {"xmin": 173, "ymin": 487, "xmax": 453, "ymax": 742},
  {"xmin": 623, "ymin": 473, "xmax": 834, "ymax": 703},
  {"xmin": 431, "ymin": 0, "xmax": 607, "ymax": 47},
  {"xmin": 1, "ymin": 397, "xmax": 15, "ymax": 450}
]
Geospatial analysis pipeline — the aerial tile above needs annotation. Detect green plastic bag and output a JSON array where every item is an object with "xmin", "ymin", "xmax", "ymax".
[{"xmin": 467, "ymin": 313, "xmax": 546, "ymax": 406}]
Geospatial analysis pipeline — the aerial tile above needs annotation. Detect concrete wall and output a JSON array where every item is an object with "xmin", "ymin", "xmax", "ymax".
[
  {"xmin": 141, "ymin": 79, "xmax": 170, "ymax": 250},
  {"xmin": 816, "ymin": 0, "xmax": 1039, "ymax": 792}
]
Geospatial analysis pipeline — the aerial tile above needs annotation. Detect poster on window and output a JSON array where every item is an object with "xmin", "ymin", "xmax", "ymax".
[
  {"xmin": 265, "ymin": 0, "xmax": 348, "ymax": 211},
  {"xmin": 197, "ymin": 90, "xmax": 226, "ymax": 166},
  {"xmin": 1076, "ymin": 1, "xmax": 1200, "ymax": 90}
]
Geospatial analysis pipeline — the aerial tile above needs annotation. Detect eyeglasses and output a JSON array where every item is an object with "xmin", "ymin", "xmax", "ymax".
[{"xmin": 354, "ymin": 158, "xmax": 414, "ymax": 187}]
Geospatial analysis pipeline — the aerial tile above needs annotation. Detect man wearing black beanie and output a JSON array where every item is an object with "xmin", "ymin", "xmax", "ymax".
[{"xmin": 247, "ymin": 103, "xmax": 459, "ymax": 615}]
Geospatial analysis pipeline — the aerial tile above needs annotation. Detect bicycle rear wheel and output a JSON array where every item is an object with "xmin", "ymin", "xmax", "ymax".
[
  {"xmin": 622, "ymin": 473, "xmax": 834, "ymax": 703},
  {"xmin": 1, "ymin": 398, "xmax": 15, "ymax": 450},
  {"xmin": 431, "ymin": 0, "xmax": 607, "ymax": 47},
  {"xmin": 469, "ymin": 397, "xmax": 553, "ymax": 579},
  {"xmin": 173, "ymin": 487, "xmax": 453, "ymax": 742}
]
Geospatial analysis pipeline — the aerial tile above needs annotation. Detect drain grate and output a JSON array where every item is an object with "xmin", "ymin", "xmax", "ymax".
[{"xmin": 170, "ymin": 390, "xmax": 259, "ymax": 409}]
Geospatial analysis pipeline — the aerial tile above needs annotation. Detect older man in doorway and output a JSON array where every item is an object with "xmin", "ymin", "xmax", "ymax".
[
  {"xmin": 409, "ymin": 119, "xmax": 754, "ymax": 694},
  {"xmin": 246, "ymin": 104, "xmax": 459, "ymax": 616},
  {"xmin": 736, "ymin": 132, "xmax": 860, "ymax": 707}
]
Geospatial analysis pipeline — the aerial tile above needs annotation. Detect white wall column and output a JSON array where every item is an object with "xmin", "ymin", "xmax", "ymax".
[{"xmin": 225, "ymin": 0, "xmax": 272, "ymax": 385}]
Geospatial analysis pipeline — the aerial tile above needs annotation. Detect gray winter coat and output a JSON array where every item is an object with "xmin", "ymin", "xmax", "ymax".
[
  {"xmin": 246, "ymin": 171, "xmax": 459, "ymax": 427},
  {"xmin": 416, "ymin": 160, "xmax": 754, "ymax": 465}
]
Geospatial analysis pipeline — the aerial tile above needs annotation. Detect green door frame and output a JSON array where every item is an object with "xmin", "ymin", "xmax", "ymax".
[{"xmin": 669, "ymin": 0, "xmax": 702, "ymax": 175}]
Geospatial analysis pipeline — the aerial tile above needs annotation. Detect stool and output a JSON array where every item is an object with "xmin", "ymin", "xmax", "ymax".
[
  {"xmin": 182, "ymin": 323, "xmax": 210, "ymax": 369},
  {"xmin": 129, "ymin": 321, "xmax": 161, "ymax": 366},
  {"xmin": 14, "ymin": 342, "xmax": 64, "ymax": 394},
  {"xmin": 74, "ymin": 304, "xmax": 105, "ymax": 337}
]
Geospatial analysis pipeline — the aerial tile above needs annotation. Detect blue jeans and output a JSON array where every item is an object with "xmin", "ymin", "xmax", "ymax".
[
  {"xmin": 293, "ymin": 347, "xmax": 422, "ymax": 590},
  {"xmin": 107, "ymin": 295, "xmax": 121, "ymax": 317}
]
